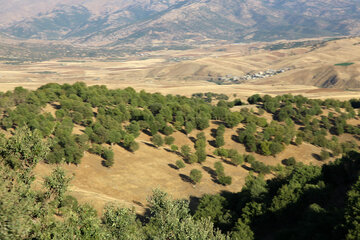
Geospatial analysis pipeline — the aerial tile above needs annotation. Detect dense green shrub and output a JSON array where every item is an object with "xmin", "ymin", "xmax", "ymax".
[
  {"xmin": 176, "ymin": 160, "xmax": 186, "ymax": 169},
  {"xmin": 190, "ymin": 169, "xmax": 203, "ymax": 184}
]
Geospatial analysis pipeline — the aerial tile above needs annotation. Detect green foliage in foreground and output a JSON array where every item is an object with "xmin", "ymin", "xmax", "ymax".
[
  {"xmin": 0, "ymin": 127, "xmax": 228, "ymax": 240},
  {"xmin": 1, "ymin": 120, "xmax": 360, "ymax": 240},
  {"xmin": 1, "ymin": 83, "xmax": 360, "ymax": 239},
  {"xmin": 194, "ymin": 151, "xmax": 360, "ymax": 240}
]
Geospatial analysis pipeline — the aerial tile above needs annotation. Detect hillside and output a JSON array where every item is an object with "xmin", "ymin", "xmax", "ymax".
[
  {"xmin": 1, "ymin": 0, "xmax": 360, "ymax": 46},
  {"xmin": 0, "ymin": 82, "xmax": 359, "ymax": 212},
  {"xmin": 2, "ymin": 37, "xmax": 360, "ymax": 90},
  {"xmin": 0, "ymin": 83, "xmax": 360, "ymax": 239}
]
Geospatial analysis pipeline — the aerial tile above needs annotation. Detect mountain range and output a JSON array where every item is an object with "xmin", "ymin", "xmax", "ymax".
[{"xmin": 1, "ymin": 0, "xmax": 360, "ymax": 46}]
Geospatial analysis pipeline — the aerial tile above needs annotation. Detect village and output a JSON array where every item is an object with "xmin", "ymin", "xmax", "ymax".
[{"xmin": 208, "ymin": 67, "xmax": 293, "ymax": 85}]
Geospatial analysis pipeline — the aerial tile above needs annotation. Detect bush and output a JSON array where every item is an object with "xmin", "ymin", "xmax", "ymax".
[
  {"xmin": 181, "ymin": 145, "xmax": 191, "ymax": 159},
  {"xmin": 320, "ymin": 149, "xmax": 330, "ymax": 161},
  {"xmin": 196, "ymin": 149, "xmax": 207, "ymax": 163},
  {"xmin": 164, "ymin": 136, "xmax": 175, "ymax": 145},
  {"xmin": 218, "ymin": 175, "xmax": 232, "ymax": 186},
  {"xmin": 162, "ymin": 125, "xmax": 174, "ymax": 136},
  {"xmin": 213, "ymin": 148, "xmax": 229, "ymax": 158},
  {"xmin": 171, "ymin": 144, "xmax": 178, "ymax": 152},
  {"xmin": 188, "ymin": 154, "xmax": 198, "ymax": 164},
  {"xmin": 190, "ymin": 169, "xmax": 202, "ymax": 184},
  {"xmin": 176, "ymin": 160, "xmax": 186, "ymax": 169},
  {"xmin": 215, "ymin": 135, "xmax": 225, "ymax": 147},
  {"xmin": 245, "ymin": 154, "xmax": 255, "ymax": 164},
  {"xmin": 214, "ymin": 161, "xmax": 225, "ymax": 176},
  {"xmin": 231, "ymin": 154, "xmax": 244, "ymax": 166},
  {"xmin": 102, "ymin": 149, "xmax": 114, "ymax": 167},
  {"xmin": 128, "ymin": 141, "xmax": 139, "ymax": 152},
  {"xmin": 282, "ymin": 157, "xmax": 296, "ymax": 166},
  {"xmin": 295, "ymin": 136, "xmax": 303, "ymax": 146},
  {"xmin": 151, "ymin": 134, "xmax": 163, "ymax": 148},
  {"xmin": 251, "ymin": 161, "xmax": 271, "ymax": 174},
  {"xmin": 88, "ymin": 144, "xmax": 103, "ymax": 155}
]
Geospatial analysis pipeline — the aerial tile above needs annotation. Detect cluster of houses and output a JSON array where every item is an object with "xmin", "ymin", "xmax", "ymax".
[
  {"xmin": 168, "ymin": 56, "xmax": 194, "ymax": 62},
  {"xmin": 208, "ymin": 67, "xmax": 292, "ymax": 85}
]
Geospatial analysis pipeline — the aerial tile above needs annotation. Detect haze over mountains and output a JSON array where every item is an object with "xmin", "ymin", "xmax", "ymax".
[{"xmin": 1, "ymin": 0, "xmax": 360, "ymax": 46}]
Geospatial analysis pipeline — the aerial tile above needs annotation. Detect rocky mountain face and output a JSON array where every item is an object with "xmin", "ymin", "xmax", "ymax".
[{"xmin": 0, "ymin": 0, "xmax": 360, "ymax": 46}]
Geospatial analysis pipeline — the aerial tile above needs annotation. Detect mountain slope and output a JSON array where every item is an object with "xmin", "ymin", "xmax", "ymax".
[{"xmin": 1, "ymin": 0, "xmax": 360, "ymax": 46}]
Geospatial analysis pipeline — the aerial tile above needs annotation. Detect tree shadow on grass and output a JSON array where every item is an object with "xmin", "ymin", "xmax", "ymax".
[
  {"xmin": 231, "ymin": 135, "xmax": 240, "ymax": 143},
  {"xmin": 202, "ymin": 166, "xmax": 220, "ymax": 184},
  {"xmin": 142, "ymin": 129, "xmax": 152, "ymax": 136},
  {"xmin": 208, "ymin": 139, "xmax": 217, "ymax": 147},
  {"xmin": 50, "ymin": 102, "xmax": 61, "ymax": 110},
  {"xmin": 136, "ymin": 208, "xmax": 151, "ymax": 224},
  {"xmin": 179, "ymin": 174, "xmax": 193, "ymax": 184},
  {"xmin": 168, "ymin": 163, "xmax": 178, "ymax": 170},
  {"xmin": 133, "ymin": 200, "xmax": 144, "ymax": 207},
  {"xmin": 189, "ymin": 136, "xmax": 196, "ymax": 143},
  {"xmin": 312, "ymin": 153, "xmax": 321, "ymax": 161},
  {"xmin": 242, "ymin": 164, "xmax": 253, "ymax": 171},
  {"xmin": 210, "ymin": 128, "xmax": 217, "ymax": 138},
  {"xmin": 142, "ymin": 141, "xmax": 158, "ymax": 149},
  {"xmin": 164, "ymin": 148, "xmax": 183, "ymax": 157},
  {"xmin": 189, "ymin": 196, "xmax": 201, "ymax": 214},
  {"xmin": 212, "ymin": 120, "xmax": 225, "ymax": 126},
  {"xmin": 202, "ymin": 166, "xmax": 216, "ymax": 178},
  {"xmin": 223, "ymin": 158, "xmax": 237, "ymax": 166}
]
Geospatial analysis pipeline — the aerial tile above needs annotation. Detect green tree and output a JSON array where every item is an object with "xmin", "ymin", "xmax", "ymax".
[
  {"xmin": 345, "ymin": 177, "xmax": 360, "ymax": 240},
  {"xmin": 181, "ymin": 145, "xmax": 191, "ymax": 159},
  {"xmin": 320, "ymin": 149, "xmax": 330, "ymax": 161},
  {"xmin": 185, "ymin": 122, "xmax": 194, "ymax": 135},
  {"xmin": 145, "ymin": 189, "xmax": 226, "ymax": 239},
  {"xmin": 196, "ymin": 148, "xmax": 207, "ymax": 163},
  {"xmin": 171, "ymin": 144, "xmax": 178, "ymax": 152},
  {"xmin": 103, "ymin": 204, "xmax": 144, "ymax": 239},
  {"xmin": 102, "ymin": 149, "xmax": 115, "ymax": 167},
  {"xmin": 128, "ymin": 141, "xmax": 140, "ymax": 152},
  {"xmin": 215, "ymin": 135, "xmax": 225, "ymax": 148},
  {"xmin": 162, "ymin": 125, "xmax": 174, "ymax": 136},
  {"xmin": 231, "ymin": 154, "xmax": 244, "ymax": 166},
  {"xmin": 151, "ymin": 134, "xmax": 164, "ymax": 148},
  {"xmin": 260, "ymin": 141, "xmax": 271, "ymax": 156},
  {"xmin": 225, "ymin": 112, "xmax": 243, "ymax": 128},
  {"xmin": 214, "ymin": 161, "xmax": 225, "ymax": 176},
  {"xmin": 231, "ymin": 219, "xmax": 254, "ymax": 240},
  {"xmin": 2, "ymin": 126, "xmax": 50, "ymax": 171},
  {"xmin": 295, "ymin": 136, "xmax": 303, "ymax": 146},
  {"xmin": 164, "ymin": 136, "xmax": 175, "ymax": 145},
  {"xmin": 283, "ymin": 157, "xmax": 296, "ymax": 166},
  {"xmin": 176, "ymin": 160, "xmax": 186, "ymax": 169},
  {"xmin": 44, "ymin": 167, "xmax": 72, "ymax": 204},
  {"xmin": 194, "ymin": 194, "xmax": 232, "ymax": 230},
  {"xmin": 269, "ymin": 141, "xmax": 284, "ymax": 156},
  {"xmin": 196, "ymin": 116, "xmax": 210, "ymax": 130},
  {"xmin": 218, "ymin": 175, "xmax": 232, "ymax": 186},
  {"xmin": 190, "ymin": 169, "xmax": 203, "ymax": 184},
  {"xmin": 188, "ymin": 154, "xmax": 198, "ymax": 164}
]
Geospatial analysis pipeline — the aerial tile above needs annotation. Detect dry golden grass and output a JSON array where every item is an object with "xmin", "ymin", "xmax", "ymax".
[
  {"xmin": 1, "ymin": 37, "xmax": 360, "ymax": 98},
  {"xmin": 33, "ymin": 115, "xmax": 355, "ymax": 214},
  {"xmin": 5, "ymin": 37, "xmax": 360, "ymax": 214}
]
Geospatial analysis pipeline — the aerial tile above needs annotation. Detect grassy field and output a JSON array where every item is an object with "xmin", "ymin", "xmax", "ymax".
[
  {"xmin": 2, "ymin": 37, "xmax": 360, "ymax": 214},
  {"xmin": 32, "ymin": 101, "xmax": 360, "ymax": 214}
]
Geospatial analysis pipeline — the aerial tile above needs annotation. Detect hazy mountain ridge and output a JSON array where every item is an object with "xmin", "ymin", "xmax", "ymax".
[{"xmin": 1, "ymin": 0, "xmax": 360, "ymax": 46}]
